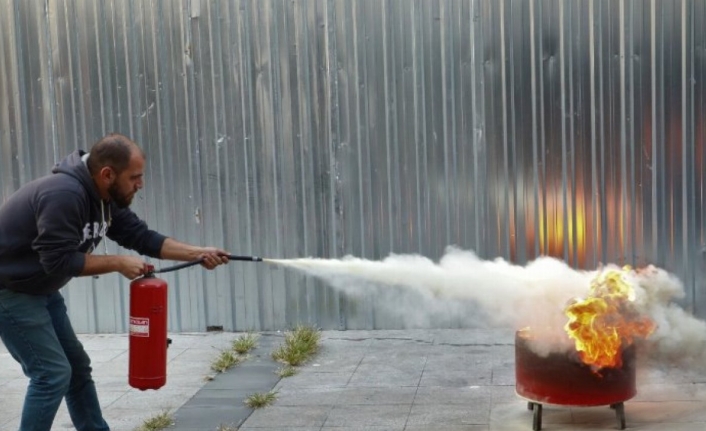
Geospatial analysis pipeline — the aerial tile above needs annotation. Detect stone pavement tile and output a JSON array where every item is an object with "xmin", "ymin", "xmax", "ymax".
[
  {"xmin": 276, "ymin": 372, "xmax": 352, "ymax": 389},
  {"xmin": 432, "ymin": 328, "xmax": 515, "ymax": 346},
  {"xmin": 93, "ymin": 408, "xmax": 155, "ymax": 431},
  {"xmin": 488, "ymin": 384, "xmax": 518, "ymax": 404},
  {"xmin": 3, "ymin": 377, "xmax": 29, "ymax": 391},
  {"xmin": 243, "ymin": 405, "xmax": 330, "ymax": 428},
  {"xmin": 633, "ymin": 382, "xmax": 706, "ymax": 402},
  {"xmin": 323, "ymin": 404, "xmax": 410, "ymax": 428},
  {"xmin": 334, "ymin": 387, "xmax": 417, "ymax": 405},
  {"xmin": 358, "ymin": 351, "xmax": 427, "ymax": 368},
  {"xmin": 488, "ymin": 346, "xmax": 515, "ymax": 366},
  {"xmin": 275, "ymin": 386, "xmax": 345, "ymax": 406},
  {"xmin": 107, "ymin": 388, "xmax": 187, "ymax": 411},
  {"xmin": 92, "ymin": 375, "xmax": 132, "ymax": 392},
  {"xmin": 321, "ymin": 427, "xmax": 404, "ymax": 431},
  {"xmin": 490, "ymin": 363, "xmax": 515, "ymax": 385},
  {"xmin": 613, "ymin": 400, "xmax": 706, "ymax": 423},
  {"xmin": 363, "ymin": 344, "xmax": 432, "ymax": 359},
  {"xmin": 81, "ymin": 348, "xmax": 126, "ymax": 364},
  {"xmin": 407, "ymin": 403, "xmax": 490, "ymax": 426},
  {"xmin": 300, "ymin": 353, "xmax": 365, "ymax": 374},
  {"xmin": 95, "ymin": 389, "xmax": 129, "ymax": 407},
  {"xmin": 568, "ymin": 405, "xmax": 636, "ymax": 427},
  {"xmin": 621, "ymin": 423, "xmax": 706, "ymax": 431},
  {"xmin": 321, "ymin": 331, "xmax": 375, "ymax": 349},
  {"xmin": 0, "ymin": 395, "xmax": 22, "ymax": 428},
  {"xmin": 0, "ymin": 414, "xmax": 20, "ymax": 431},
  {"xmin": 366, "ymin": 329, "xmax": 436, "ymax": 343},
  {"xmin": 239, "ymin": 428, "xmax": 320, "ymax": 431},
  {"xmin": 206, "ymin": 368, "xmax": 280, "ymax": 391},
  {"xmin": 322, "ymin": 329, "xmax": 375, "ymax": 342},
  {"xmin": 414, "ymin": 385, "xmax": 492, "ymax": 405},
  {"xmin": 347, "ymin": 364, "xmax": 422, "ymax": 388},
  {"xmin": 419, "ymin": 367, "xmax": 491, "ymax": 387},
  {"xmin": 185, "ymin": 388, "xmax": 249, "ymax": 407},
  {"xmin": 406, "ymin": 426, "xmax": 489, "ymax": 431},
  {"xmin": 490, "ymin": 401, "xmax": 573, "ymax": 428},
  {"xmin": 171, "ymin": 404, "xmax": 252, "ymax": 429},
  {"xmin": 159, "ymin": 372, "xmax": 212, "ymax": 391},
  {"xmin": 424, "ymin": 349, "xmax": 497, "ymax": 370}
]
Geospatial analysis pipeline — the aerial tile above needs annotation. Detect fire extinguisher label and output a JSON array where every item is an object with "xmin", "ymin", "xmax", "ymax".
[{"xmin": 129, "ymin": 317, "xmax": 150, "ymax": 337}]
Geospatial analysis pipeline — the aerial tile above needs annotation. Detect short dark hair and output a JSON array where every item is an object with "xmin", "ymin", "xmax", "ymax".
[{"xmin": 86, "ymin": 133, "xmax": 143, "ymax": 175}]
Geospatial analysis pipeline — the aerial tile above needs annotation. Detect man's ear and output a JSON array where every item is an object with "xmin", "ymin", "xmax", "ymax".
[{"xmin": 99, "ymin": 166, "xmax": 114, "ymax": 182}]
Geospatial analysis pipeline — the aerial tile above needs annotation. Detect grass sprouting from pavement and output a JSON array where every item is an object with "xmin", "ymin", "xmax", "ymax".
[
  {"xmin": 134, "ymin": 410, "xmax": 174, "ymax": 431},
  {"xmin": 232, "ymin": 332, "xmax": 259, "ymax": 355},
  {"xmin": 244, "ymin": 391, "xmax": 278, "ymax": 408},
  {"xmin": 276, "ymin": 365, "xmax": 298, "ymax": 378},
  {"xmin": 211, "ymin": 349, "xmax": 246, "ymax": 373},
  {"xmin": 271, "ymin": 325, "xmax": 321, "ymax": 367}
]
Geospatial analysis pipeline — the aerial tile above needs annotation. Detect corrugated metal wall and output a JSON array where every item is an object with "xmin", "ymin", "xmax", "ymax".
[{"xmin": 1, "ymin": 0, "xmax": 705, "ymax": 332}]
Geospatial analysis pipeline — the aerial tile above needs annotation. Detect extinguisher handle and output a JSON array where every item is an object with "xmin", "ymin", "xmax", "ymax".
[{"xmin": 152, "ymin": 255, "xmax": 263, "ymax": 274}]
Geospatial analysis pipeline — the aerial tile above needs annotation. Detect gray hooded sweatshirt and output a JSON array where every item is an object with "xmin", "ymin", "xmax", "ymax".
[{"xmin": 0, "ymin": 150, "xmax": 167, "ymax": 295}]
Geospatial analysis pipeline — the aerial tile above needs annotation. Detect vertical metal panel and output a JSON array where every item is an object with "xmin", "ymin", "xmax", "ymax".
[{"xmin": 1, "ymin": 0, "xmax": 705, "ymax": 332}]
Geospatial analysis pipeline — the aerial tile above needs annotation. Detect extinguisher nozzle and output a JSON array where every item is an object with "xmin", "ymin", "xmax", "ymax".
[{"xmin": 227, "ymin": 255, "xmax": 264, "ymax": 262}]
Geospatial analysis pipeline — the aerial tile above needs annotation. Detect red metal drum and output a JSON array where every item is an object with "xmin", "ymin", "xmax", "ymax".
[
  {"xmin": 515, "ymin": 329, "xmax": 636, "ymax": 406},
  {"xmin": 515, "ymin": 329, "xmax": 636, "ymax": 430}
]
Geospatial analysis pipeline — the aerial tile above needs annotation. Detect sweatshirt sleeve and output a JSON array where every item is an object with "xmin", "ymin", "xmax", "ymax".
[
  {"xmin": 32, "ymin": 191, "xmax": 87, "ymax": 277},
  {"xmin": 107, "ymin": 206, "xmax": 167, "ymax": 258}
]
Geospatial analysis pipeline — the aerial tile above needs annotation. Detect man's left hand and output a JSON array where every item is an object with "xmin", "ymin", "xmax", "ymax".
[{"xmin": 198, "ymin": 247, "xmax": 229, "ymax": 270}]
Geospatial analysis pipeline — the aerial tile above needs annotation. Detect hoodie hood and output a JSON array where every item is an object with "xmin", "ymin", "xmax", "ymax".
[{"xmin": 52, "ymin": 150, "xmax": 103, "ymax": 204}]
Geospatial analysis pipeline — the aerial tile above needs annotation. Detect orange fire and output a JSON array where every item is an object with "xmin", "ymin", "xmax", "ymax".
[{"xmin": 564, "ymin": 266, "xmax": 655, "ymax": 369}]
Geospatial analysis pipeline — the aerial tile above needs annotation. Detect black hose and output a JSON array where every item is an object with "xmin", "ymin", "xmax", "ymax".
[{"xmin": 153, "ymin": 254, "xmax": 263, "ymax": 274}]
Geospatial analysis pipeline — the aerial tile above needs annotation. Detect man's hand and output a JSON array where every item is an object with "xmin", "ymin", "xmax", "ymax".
[
  {"xmin": 160, "ymin": 238, "xmax": 229, "ymax": 269},
  {"xmin": 197, "ymin": 247, "xmax": 229, "ymax": 270},
  {"xmin": 117, "ymin": 256, "xmax": 150, "ymax": 279},
  {"xmin": 82, "ymin": 254, "xmax": 149, "ymax": 279}
]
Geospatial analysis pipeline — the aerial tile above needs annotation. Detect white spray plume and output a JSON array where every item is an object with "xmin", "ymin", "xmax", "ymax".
[{"xmin": 270, "ymin": 247, "xmax": 706, "ymax": 370}]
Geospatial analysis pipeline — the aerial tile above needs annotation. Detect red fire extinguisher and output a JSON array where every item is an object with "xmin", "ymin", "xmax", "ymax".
[
  {"xmin": 129, "ymin": 265, "xmax": 169, "ymax": 391},
  {"xmin": 128, "ymin": 255, "xmax": 263, "ymax": 391}
]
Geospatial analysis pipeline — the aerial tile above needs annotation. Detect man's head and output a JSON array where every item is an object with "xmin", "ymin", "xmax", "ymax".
[{"xmin": 86, "ymin": 133, "xmax": 145, "ymax": 208}]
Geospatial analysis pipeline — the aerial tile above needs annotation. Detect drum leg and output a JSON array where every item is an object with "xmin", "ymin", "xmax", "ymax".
[
  {"xmin": 532, "ymin": 403, "xmax": 543, "ymax": 431},
  {"xmin": 611, "ymin": 403, "xmax": 626, "ymax": 430}
]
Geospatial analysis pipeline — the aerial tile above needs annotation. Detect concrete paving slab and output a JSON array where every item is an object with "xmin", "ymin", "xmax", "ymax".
[
  {"xmin": 323, "ymin": 404, "xmax": 410, "ymax": 428},
  {"xmin": 274, "ymin": 387, "xmax": 345, "ymax": 406},
  {"xmin": 334, "ymin": 387, "xmax": 417, "ymax": 405},
  {"xmin": 244, "ymin": 405, "xmax": 330, "ymax": 428}
]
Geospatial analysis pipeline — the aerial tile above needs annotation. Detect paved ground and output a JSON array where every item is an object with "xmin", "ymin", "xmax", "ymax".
[{"xmin": 2, "ymin": 329, "xmax": 706, "ymax": 430}]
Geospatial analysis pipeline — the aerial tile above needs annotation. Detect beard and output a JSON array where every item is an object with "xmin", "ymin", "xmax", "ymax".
[{"xmin": 108, "ymin": 182, "xmax": 134, "ymax": 209}]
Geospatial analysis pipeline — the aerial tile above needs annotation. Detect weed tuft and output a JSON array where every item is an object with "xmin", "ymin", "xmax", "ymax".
[
  {"xmin": 271, "ymin": 325, "xmax": 321, "ymax": 366},
  {"xmin": 244, "ymin": 391, "xmax": 278, "ymax": 409},
  {"xmin": 211, "ymin": 349, "xmax": 246, "ymax": 373},
  {"xmin": 135, "ymin": 410, "xmax": 173, "ymax": 431},
  {"xmin": 232, "ymin": 332, "xmax": 259, "ymax": 355},
  {"xmin": 275, "ymin": 365, "xmax": 297, "ymax": 378}
]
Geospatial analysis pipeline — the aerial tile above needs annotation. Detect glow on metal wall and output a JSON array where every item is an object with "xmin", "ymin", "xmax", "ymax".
[{"xmin": 1, "ymin": 0, "xmax": 705, "ymax": 332}]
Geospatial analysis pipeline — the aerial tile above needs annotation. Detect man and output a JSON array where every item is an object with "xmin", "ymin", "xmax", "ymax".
[{"xmin": 0, "ymin": 133, "xmax": 229, "ymax": 431}]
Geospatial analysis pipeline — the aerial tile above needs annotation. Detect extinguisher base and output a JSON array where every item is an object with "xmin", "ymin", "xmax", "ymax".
[{"xmin": 129, "ymin": 377, "xmax": 167, "ymax": 391}]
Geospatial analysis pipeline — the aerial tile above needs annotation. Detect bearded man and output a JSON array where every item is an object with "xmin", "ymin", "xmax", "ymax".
[{"xmin": 0, "ymin": 133, "xmax": 229, "ymax": 431}]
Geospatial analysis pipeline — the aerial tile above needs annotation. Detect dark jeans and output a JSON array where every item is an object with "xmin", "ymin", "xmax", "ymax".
[{"xmin": 0, "ymin": 289, "xmax": 110, "ymax": 431}]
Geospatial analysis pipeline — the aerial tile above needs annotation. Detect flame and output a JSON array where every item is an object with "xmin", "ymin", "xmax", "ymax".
[{"xmin": 564, "ymin": 266, "xmax": 655, "ymax": 369}]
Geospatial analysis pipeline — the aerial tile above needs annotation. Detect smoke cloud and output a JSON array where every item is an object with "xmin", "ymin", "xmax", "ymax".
[{"xmin": 268, "ymin": 247, "xmax": 706, "ymax": 370}]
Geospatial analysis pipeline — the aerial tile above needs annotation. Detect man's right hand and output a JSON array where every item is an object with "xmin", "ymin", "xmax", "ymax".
[{"xmin": 117, "ymin": 256, "xmax": 150, "ymax": 279}]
